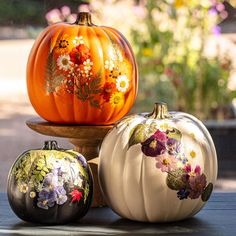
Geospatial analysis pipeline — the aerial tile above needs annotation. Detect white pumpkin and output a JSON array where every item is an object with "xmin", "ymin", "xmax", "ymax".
[{"xmin": 98, "ymin": 102, "xmax": 217, "ymax": 222}]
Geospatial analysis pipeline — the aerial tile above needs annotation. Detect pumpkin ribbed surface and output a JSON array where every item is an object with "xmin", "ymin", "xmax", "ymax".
[
  {"xmin": 27, "ymin": 13, "xmax": 137, "ymax": 124},
  {"xmin": 99, "ymin": 105, "xmax": 217, "ymax": 222}
]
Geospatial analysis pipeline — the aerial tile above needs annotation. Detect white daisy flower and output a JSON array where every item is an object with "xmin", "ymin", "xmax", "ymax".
[
  {"xmin": 104, "ymin": 60, "xmax": 115, "ymax": 71},
  {"xmin": 57, "ymin": 54, "xmax": 72, "ymax": 71},
  {"xmin": 74, "ymin": 177, "xmax": 83, "ymax": 187},
  {"xmin": 83, "ymin": 59, "xmax": 93, "ymax": 71},
  {"xmin": 116, "ymin": 75, "xmax": 129, "ymax": 93},
  {"xmin": 72, "ymin": 36, "xmax": 84, "ymax": 45}
]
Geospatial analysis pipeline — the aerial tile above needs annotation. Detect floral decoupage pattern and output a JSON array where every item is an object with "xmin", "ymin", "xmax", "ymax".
[
  {"xmin": 11, "ymin": 151, "xmax": 90, "ymax": 210},
  {"xmin": 128, "ymin": 122, "xmax": 213, "ymax": 202},
  {"xmin": 45, "ymin": 34, "xmax": 130, "ymax": 108}
]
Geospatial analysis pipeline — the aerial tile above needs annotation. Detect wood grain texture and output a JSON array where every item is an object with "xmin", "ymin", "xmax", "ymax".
[
  {"xmin": 0, "ymin": 192, "xmax": 236, "ymax": 235},
  {"xmin": 26, "ymin": 117, "xmax": 113, "ymax": 139},
  {"xmin": 26, "ymin": 117, "xmax": 113, "ymax": 207}
]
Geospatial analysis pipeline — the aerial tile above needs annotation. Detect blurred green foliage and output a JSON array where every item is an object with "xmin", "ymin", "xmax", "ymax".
[
  {"xmin": 0, "ymin": 0, "xmax": 82, "ymax": 26},
  {"xmin": 130, "ymin": 0, "xmax": 235, "ymax": 119}
]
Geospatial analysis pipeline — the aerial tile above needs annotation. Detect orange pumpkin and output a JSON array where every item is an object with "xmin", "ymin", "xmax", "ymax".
[{"xmin": 27, "ymin": 12, "xmax": 138, "ymax": 124}]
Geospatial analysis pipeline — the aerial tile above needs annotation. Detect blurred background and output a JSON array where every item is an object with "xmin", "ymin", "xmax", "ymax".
[{"xmin": 0, "ymin": 0, "xmax": 236, "ymax": 192}]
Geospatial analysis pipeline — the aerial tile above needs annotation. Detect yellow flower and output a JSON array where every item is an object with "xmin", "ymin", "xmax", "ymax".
[
  {"xmin": 175, "ymin": 0, "xmax": 198, "ymax": 8},
  {"xmin": 190, "ymin": 150, "xmax": 196, "ymax": 158},
  {"xmin": 30, "ymin": 191, "xmax": 36, "ymax": 198},
  {"xmin": 109, "ymin": 92, "xmax": 124, "ymax": 107},
  {"xmin": 142, "ymin": 48, "xmax": 153, "ymax": 57},
  {"xmin": 19, "ymin": 183, "xmax": 28, "ymax": 193},
  {"xmin": 175, "ymin": 0, "xmax": 185, "ymax": 8}
]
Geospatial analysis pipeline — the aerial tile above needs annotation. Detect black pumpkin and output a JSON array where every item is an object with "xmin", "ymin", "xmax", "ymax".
[{"xmin": 7, "ymin": 141, "xmax": 93, "ymax": 224}]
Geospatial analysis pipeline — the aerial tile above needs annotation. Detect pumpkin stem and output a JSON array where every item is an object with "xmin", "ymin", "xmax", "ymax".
[
  {"xmin": 147, "ymin": 102, "xmax": 170, "ymax": 119},
  {"xmin": 42, "ymin": 140, "xmax": 60, "ymax": 150},
  {"xmin": 75, "ymin": 12, "xmax": 93, "ymax": 26}
]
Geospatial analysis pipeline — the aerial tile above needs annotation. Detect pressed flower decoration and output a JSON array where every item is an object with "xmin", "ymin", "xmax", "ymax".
[
  {"xmin": 45, "ymin": 33, "xmax": 130, "ymax": 109},
  {"xmin": 128, "ymin": 115, "xmax": 213, "ymax": 202},
  {"xmin": 129, "ymin": 123, "xmax": 213, "ymax": 201},
  {"xmin": 99, "ymin": 102, "xmax": 217, "ymax": 222},
  {"xmin": 27, "ymin": 12, "xmax": 137, "ymax": 124},
  {"xmin": 9, "ymin": 141, "xmax": 91, "ymax": 211}
]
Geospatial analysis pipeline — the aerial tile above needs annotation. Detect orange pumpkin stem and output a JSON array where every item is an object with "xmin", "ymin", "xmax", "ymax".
[
  {"xmin": 148, "ymin": 102, "xmax": 170, "ymax": 119},
  {"xmin": 76, "ymin": 12, "xmax": 93, "ymax": 26}
]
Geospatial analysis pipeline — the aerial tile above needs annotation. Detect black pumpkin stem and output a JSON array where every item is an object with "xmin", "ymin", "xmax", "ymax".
[
  {"xmin": 75, "ymin": 12, "xmax": 93, "ymax": 26},
  {"xmin": 42, "ymin": 140, "xmax": 60, "ymax": 150},
  {"xmin": 147, "ymin": 102, "xmax": 170, "ymax": 119}
]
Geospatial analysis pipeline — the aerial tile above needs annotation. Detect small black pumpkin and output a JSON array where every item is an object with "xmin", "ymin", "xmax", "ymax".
[{"xmin": 7, "ymin": 140, "xmax": 93, "ymax": 224}]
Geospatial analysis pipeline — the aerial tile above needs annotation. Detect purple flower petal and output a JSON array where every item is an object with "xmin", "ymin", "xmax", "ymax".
[
  {"xmin": 141, "ymin": 137, "xmax": 166, "ymax": 157},
  {"xmin": 212, "ymin": 25, "xmax": 221, "ymax": 36},
  {"xmin": 56, "ymin": 195, "xmax": 68, "ymax": 205}
]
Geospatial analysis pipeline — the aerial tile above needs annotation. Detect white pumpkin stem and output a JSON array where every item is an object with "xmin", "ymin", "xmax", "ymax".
[{"xmin": 147, "ymin": 102, "xmax": 170, "ymax": 119}]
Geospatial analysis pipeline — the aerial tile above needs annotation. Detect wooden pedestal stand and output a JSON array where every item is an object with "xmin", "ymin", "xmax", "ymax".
[{"xmin": 26, "ymin": 117, "xmax": 113, "ymax": 207}]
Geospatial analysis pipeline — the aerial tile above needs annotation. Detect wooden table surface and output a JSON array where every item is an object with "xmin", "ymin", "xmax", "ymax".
[{"xmin": 0, "ymin": 192, "xmax": 235, "ymax": 235}]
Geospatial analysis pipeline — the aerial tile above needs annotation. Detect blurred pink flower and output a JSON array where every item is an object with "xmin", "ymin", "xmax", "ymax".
[
  {"xmin": 216, "ymin": 3, "xmax": 225, "ymax": 12},
  {"xmin": 45, "ymin": 9, "xmax": 62, "ymax": 24},
  {"xmin": 78, "ymin": 4, "xmax": 90, "ymax": 12},
  {"xmin": 61, "ymin": 6, "xmax": 71, "ymax": 17},
  {"xmin": 67, "ymin": 14, "xmax": 77, "ymax": 23},
  {"xmin": 133, "ymin": 5, "xmax": 146, "ymax": 19},
  {"xmin": 220, "ymin": 10, "xmax": 228, "ymax": 19}
]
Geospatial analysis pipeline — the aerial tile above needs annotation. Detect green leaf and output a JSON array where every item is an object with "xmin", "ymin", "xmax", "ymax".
[
  {"xmin": 90, "ymin": 99, "xmax": 100, "ymax": 108},
  {"xmin": 84, "ymin": 83, "xmax": 89, "ymax": 94},
  {"xmin": 128, "ymin": 123, "xmax": 156, "ymax": 149},
  {"xmin": 38, "ymin": 174, "xmax": 43, "ymax": 182},
  {"xmin": 167, "ymin": 128, "xmax": 182, "ymax": 141},
  {"xmin": 166, "ymin": 168, "xmax": 186, "ymax": 190},
  {"xmin": 91, "ymin": 89, "xmax": 102, "ymax": 94},
  {"xmin": 84, "ymin": 183, "xmax": 90, "ymax": 204},
  {"xmin": 45, "ymin": 52, "xmax": 65, "ymax": 93},
  {"xmin": 201, "ymin": 183, "xmax": 213, "ymax": 202},
  {"xmin": 43, "ymin": 167, "xmax": 49, "ymax": 172},
  {"xmin": 33, "ymin": 170, "xmax": 40, "ymax": 175}
]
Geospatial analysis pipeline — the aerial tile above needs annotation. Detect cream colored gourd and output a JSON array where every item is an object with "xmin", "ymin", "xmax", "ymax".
[{"xmin": 98, "ymin": 102, "xmax": 217, "ymax": 222}]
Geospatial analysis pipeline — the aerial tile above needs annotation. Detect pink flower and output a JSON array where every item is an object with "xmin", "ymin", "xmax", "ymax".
[
  {"xmin": 45, "ymin": 9, "xmax": 62, "ymax": 25},
  {"xmin": 194, "ymin": 165, "xmax": 201, "ymax": 175},
  {"xmin": 61, "ymin": 6, "xmax": 71, "ymax": 17},
  {"xmin": 155, "ymin": 154, "xmax": 177, "ymax": 172},
  {"xmin": 184, "ymin": 164, "xmax": 201, "ymax": 175},
  {"xmin": 184, "ymin": 164, "xmax": 191, "ymax": 173},
  {"xmin": 153, "ymin": 130, "xmax": 167, "ymax": 142},
  {"xmin": 188, "ymin": 174, "xmax": 207, "ymax": 199}
]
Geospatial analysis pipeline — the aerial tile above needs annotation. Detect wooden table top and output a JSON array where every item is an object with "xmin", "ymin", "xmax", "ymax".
[{"xmin": 0, "ymin": 192, "xmax": 235, "ymax": 235}]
